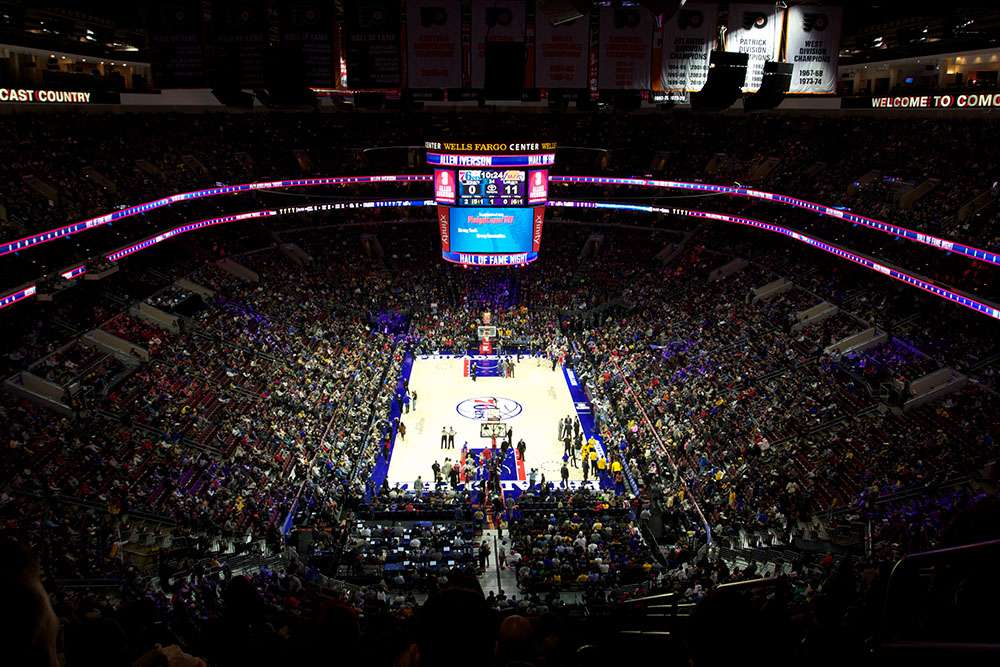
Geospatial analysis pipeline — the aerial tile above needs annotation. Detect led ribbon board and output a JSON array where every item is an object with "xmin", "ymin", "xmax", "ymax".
[
  {"xmin": 550, "ymin": 176, "xmax": 1000, "ymax": 267},
  {"xmin": 4, "ymin": 198, "xmax": 998, "ymax": 319},
  {"xmin": 0, "ymin": 285, "xmax": 37, "ymax": 309},
  {"xmin": 4, "ymin": 172, "xmax": 995, "ymax": 267},
  {"xmin": 0, "ymin": 175, "xmax": 431, "ymax": 257},
  {"xmin": 548, "ymin": 200, "xmax": 1000, "ymax": 321},
  {"xmin": 105, "ymin": 200, "xmax": 433, "ymax": 262},
  {"xmin": 60, "ymin": 265, "xmax": 87, "ymax": 280}
]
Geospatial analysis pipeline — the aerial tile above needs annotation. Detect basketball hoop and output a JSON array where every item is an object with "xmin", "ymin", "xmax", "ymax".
[{"xmin": 480, "ymin": 418, "xmax": 506, "ymax": 440}]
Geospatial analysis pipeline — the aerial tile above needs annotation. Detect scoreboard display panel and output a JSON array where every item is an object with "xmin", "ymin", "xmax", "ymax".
[
  {"xmin": 426, "ymin": 140, "xmax": 555, "ymax": 266},
  {"xmin": 449, "ymin": 208, "xmax": 533, "ymax": 254},
  {"xmin": 458, "ymin": 169, "xmax": 526, "ymax": 207}
]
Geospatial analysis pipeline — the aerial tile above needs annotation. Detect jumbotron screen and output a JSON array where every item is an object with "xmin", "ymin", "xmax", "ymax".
[
  {"xmin": 427, "ymin": 140, "xmax": 555, "ymax": 266},
  {"xmin": 450, "ymin": 208, "xmax": 534, "ymax": 254},
  {"xmin": 458, "ymin": 169, "xmax": 526, "ymax": 207}
]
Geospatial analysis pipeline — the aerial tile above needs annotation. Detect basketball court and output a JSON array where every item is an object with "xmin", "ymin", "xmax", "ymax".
[{"xmin": 383, "ymin": 354, "xmax": 605, "ymax": 494}]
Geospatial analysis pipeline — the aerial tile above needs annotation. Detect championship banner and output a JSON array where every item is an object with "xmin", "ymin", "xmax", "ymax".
[
  {"xmin": 535, "ymin": 10, "xmax": 589, "ymax": 89},
  {"xmin": 406, "ymin": 0, "xmax": 462, "ymax": 88},
  {"xmin": 660, "ymin": 3, "xmax": 718, "ymax": 92},
  {"xmin": 280, "ymin": 2, "xmax": 336, "ymax": 88},
  {"xmin": 598, "ymin": 5, "xmax": 654, "ymax": 90},
  {"xmin": 471, "ymin": 0, "xmax": 527, "ymax": 89},
  {"xmin": 785, "ymin": 5, "xmax": 842, "ymax": 94},
  {"xmin": 725, "ymin": 3, "xmax": 785, "ymax": 91},
  {"xmin": 343, "ymin": 0, "xmax": 402, "ymax": 88}
]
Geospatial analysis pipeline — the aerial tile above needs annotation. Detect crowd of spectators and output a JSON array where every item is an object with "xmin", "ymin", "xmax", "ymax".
[
  {"xmin": 1, "ymin": 110, "xmax": 999, "ymax": 665},
  {"xmin": 344, "ymin": 520, "xmax": 479, "ymax": 590},
  {"xmin": 506, "ymin": 489, "xmax": 655, "ymax": 591},
  {"xmin": 4, "ymin": 111, "xmax": 1000, "ymax": 302}
]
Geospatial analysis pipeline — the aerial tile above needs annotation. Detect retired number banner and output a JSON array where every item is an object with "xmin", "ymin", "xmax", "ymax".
[
  {"xmin": 406, "ymin": 0, "xmax": 462, "ymax": 88},
  {"xmin": 535, "ymin": 10, "xmax": 590, "ymax": 89},
  {"xmin": 343, "ymin": 0, "xmax": 401, "ymax": 88},
  {"xmin": 470, "ymin": 0, "xmax": 527, "ymax": 89},
  {"xmin": 280, "ymin": 2, "xmax": 336, "ymax": 87}
]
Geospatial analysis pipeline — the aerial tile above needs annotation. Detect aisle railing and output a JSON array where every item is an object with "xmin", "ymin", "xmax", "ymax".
[{"xmin": 609, "ymin": 356, "xmax": 713, "ymax": 546}]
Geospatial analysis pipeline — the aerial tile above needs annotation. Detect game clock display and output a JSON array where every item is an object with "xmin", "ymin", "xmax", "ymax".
[{"xmin": 458, "ymin": 169, "xmax": 526, "ymax": 207}]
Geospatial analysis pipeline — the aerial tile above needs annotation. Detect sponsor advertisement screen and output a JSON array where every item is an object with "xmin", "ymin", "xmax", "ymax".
[{"xmin": 449, "ymin": 207, "xmax": 533, "ymax": 254}]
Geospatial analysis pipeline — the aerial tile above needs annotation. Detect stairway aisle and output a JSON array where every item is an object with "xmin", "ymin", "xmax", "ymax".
[{"xmin": 476, "ymin": 528, "xmax": 518, "ymax": 597}]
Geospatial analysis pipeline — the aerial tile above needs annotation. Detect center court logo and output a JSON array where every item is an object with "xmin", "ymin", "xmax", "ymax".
[{"xmin": 456, "ymin": 396, "xmax": 523, "ymax": 421}]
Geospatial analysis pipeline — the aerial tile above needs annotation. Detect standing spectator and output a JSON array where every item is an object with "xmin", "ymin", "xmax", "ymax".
[
  {"xmin": 0, "ymin": 540, "xmax": 60, "ymax": 667},
  {"xmin": 479, "ymin": 540, "xmax": 491, "ymax": 570}
]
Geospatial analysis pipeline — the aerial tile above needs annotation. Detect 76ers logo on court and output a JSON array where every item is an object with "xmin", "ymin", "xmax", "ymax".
[{"xmin": 456, "ymin": 396, "xmax": 522, "ymax": 421}]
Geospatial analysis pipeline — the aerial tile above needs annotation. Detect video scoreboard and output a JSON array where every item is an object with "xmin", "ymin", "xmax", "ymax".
[
  {"xmin": 426, "ymin": 141, "xmax": 555, "ymax": 266},
  {"xmin": 459, "ymin": 170, "xmax": 525, "ymax": 207}
]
